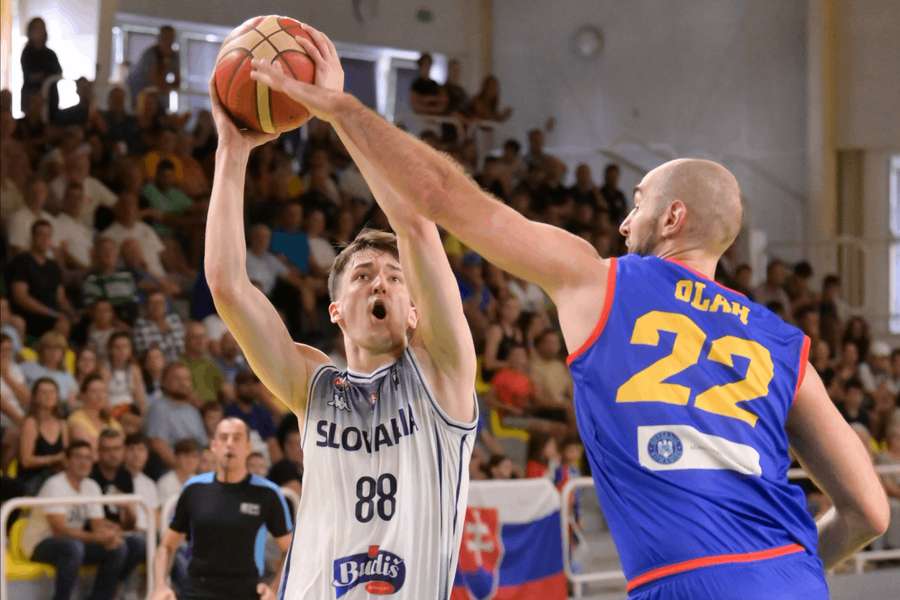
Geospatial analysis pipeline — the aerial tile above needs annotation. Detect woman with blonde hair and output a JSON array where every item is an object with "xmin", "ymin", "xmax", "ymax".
[
  {"xmin": 18, "ymin": 377, "xmax": 68, "ymax": 494},
  {"xmin": 67, "ymin": 372, "xmax": 123, "ymax": 455}
]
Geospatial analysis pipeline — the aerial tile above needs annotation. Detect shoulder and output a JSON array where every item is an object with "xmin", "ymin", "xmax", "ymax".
[
  {"xmin": 82, "ymin": 478, "xmax": 103, "ymax": 496},
  {"xmin": 182, "ymin": 472, "xmax": 215, "ymax": 492},
  {"xmin": 248, "ymin": 474, "xmax": 284, "ymax": 496},
  {"xmin": 39, "ymin": 472, "xmax": 66, "ymax": 496}
]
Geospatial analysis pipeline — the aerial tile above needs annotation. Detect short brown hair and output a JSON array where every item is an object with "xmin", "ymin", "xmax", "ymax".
[{"xmin": 327, "ymin": 229, "xmax": 400, "ymax": 301}]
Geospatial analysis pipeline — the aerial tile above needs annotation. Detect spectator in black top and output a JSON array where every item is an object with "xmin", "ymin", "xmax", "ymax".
[
  {"xmin": 151, "ymin": 418, "xmax": 292, "ymax": 600},
  {"xmin": 569, "ymin": 163, "xmax": 604, "ymax": 209},
  {"xmin": 409, "ymin": 53, "xmax": 447, "ymax": 115},
  {"xmin": 54, "ymin": 77, "xmax": 98, "ymax": 128},
  {"xmin": 839, "ymin": 378, "xmax": 871, "ymax": 430},
  {"xmin": 442, "ymin": 58, "xmax": 469, "ymax": 114},
  {"xmin": 599, "ymin": 163, "xmax": 628, "ymax": 226},
  {"xmin": 101, "ymin": 86, "xmax": 141, "ymax": 154},
  {"xmin": 7, "ymin": 219, "xmax": 75, "ymax": 337},
  {"xmin": 20, "ymin": 17, "xmax": 62, "ymax": 114},
  {"xmin": 267, "ymin": 415, "xmax": 302, "ymax": 498},
  {"xmin": 468, "ymin": 75, "xmax": 513, "ymax": 122},
  {"xmin": 91, "ymin": 428, "xmax": 147, "ymax": 583}
]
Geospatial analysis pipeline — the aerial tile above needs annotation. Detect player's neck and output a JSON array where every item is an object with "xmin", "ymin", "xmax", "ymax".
[
  {"xmin": 344, "ymin": 343, "xmax": 405, "ymax": 375},
  {"xmin": 656, "ymin": 248, "xmax": 719, "ymax": 281}
]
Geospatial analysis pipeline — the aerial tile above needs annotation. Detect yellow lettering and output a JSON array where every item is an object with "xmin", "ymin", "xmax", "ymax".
[
  {"xmin": 710, "ymin": 294, "xmax": 732, "ymax": 315},
  {"xmin": 691, "ymin": 282, "xmax": 711, "ymax": 311},
  {"xmin": 675, "ymin": 280, "xmax": 692, "ymax": 302},
  {"xmin": 733, "ymin": 304, "xmax": 750, "ymax": 325}
]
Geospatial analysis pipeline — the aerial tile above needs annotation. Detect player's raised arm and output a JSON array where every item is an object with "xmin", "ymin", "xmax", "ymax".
[
  {"xmin": 204, "ymin": 79, "xmax": 328, "ymax": 414},
  {"xmin": 787, "ymin": 364, "xmax": 889, "ymax": 568},
  {"xmin": 249, "ymin": 26, "xmax": 606, "ymax": 303}
]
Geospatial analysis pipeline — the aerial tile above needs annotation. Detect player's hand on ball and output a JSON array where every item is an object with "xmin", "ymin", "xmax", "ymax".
[
  {"xmin": 207, "ymin": 76, "xmax": 279, "ymax": 153},
  {"xmin": 250, "ymin": 22, "xmax": 345, "ymax": 122},
  {"xmin": 257, "ymin": 583, "xmax": 276, "ymax": 600}
]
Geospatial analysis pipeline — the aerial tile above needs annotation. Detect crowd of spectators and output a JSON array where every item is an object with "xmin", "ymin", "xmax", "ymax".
[{"xmin": 0, "ymin": 22, "xmax": 899, "ymax": 596}]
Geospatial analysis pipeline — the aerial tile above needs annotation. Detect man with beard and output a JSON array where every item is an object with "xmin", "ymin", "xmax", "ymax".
[
  {"xmin": 151, "ymin": 418, "xmax": 292, "ymax": 600},
  {"xmin": 252, "ymin": 30, "xmax": 888, "ymax": 598}
]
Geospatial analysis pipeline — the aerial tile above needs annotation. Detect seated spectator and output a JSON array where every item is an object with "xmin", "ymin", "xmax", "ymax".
[
  {"xmin": 482, "ymin": 296, "xmax": 525, "ymax": 381},
  {"xmin": 133, "ymin": 290, "xmax": 185, "ymax": 361},
  {"xmin": 156, "ymin": 437, "xmax": 201, "ymax": 505},
  {"xmin": 270, "ymin": 202, "xmax": 311, "ymax": 274},
  {"xmin": 50, "ymin": 149, "xmax": 118, "ymax": 227},
  {"xmin": 145, "ymin": 362, "xmax": 207, "ymax": 468},
  {"xmin": 410, "ymin": 53, "xmax": 447, "ymax": 114},
  {"xmin": 838, "ymin": 378, "xmax": 870, "ymax": 429},
  {"xmin": 53, "ymin": 181, "xmax": 94, "ymax": 272},
  {"xmin": 18, "ymin": 378, "xmax": 68, "ymax": 494},
  {"xmin": 126, "ymin": 25, "xmax": 180, "ymax": 103},
  {"xmin": 0, "ymin": 127, "xmax": 30, "ymax": 220},
  {"xmin": 810, "ymin": 338, "xmax": 834, "ymax": 381},
  {"xmin": 246, "ymin": 224, "xmax": 309, "ymax": 298},
  {"xmin": 181, "ymin": 321, "xmax": 225, "ymax": 405},
  {"xmin": 499, "ymin": 138, "xmax": 526, "ymax": 183},
  {"xmin": 833, "ymin": 340, "xmax": 862, "ymax": 387},
  {"xmin": 507, "ymin": 274, "xmax": 547, "ymax": 315},
  {"xmin": 74, "ymin": 346, "xmax": 105, "ymax": 388},
  {"xmin": 599, "ymin": 163, "xmax": 629, "ymax": 228},
  {"xmin": 794, "ymin": 305, "xmax": 821, "ymax": 346},
  {"xmin": 819, "ymin": 274, "xmax": 848, "ymax": 348},
  {"xmin": 82, "ymin": 237, "xmax": 140, "ymax": 325},
  {"xmin": 267, "ymin": 417, "xmax": 302, "ymax": 498},
  {"xmin": 868, "ymin": 383, "xmax": 899, "ymax": 451},
  {"xmin": 487, "ymin": 454, "xmax": 519, "ymax": 479},
  {"xmin": 468, "ymin": 75, "xmax": 513, "ymax": 122},
  {"xmin": 214, "ymin": 331, "xmax": 247, "ymax": 385},
  {"xmin": 124, "ymin": 433, "xmax": 161, "ymax": 534},
  {"xmin": 54, "ymin": 77, "xmax": 105, "ymax": 132},
  {"xmin": 1, "ymin": 295, "xmax": 27, "ymax": 354},
  {"xmin": 21, "ymin": 440, "xmax": 129, "ymax": 600},
  {"xmin": 67, "ymin": 373, "xmax": 123, "ymax": 453},
  {"xmin": 143, "ymin": 128, "xmax": 183, "ymax": 182},
  {"xmin": 469, "ymin": 445, "xmax": 489, "ymax": 481},
  {"xmin": 85, "ymin": 300, "xmax": 118, "ymax": 361},
  {"xmin": 876, "ymin": 423, "xmax": 900, "ymax": 549},
  {"xmin": 120, "ymin": 238, "xmax": 181, "ymax": 298},
  {"xmin": 141, "ymin": 345, "xmax": 167, "ymax": 398},
  {"xmin": 554, "ymin": 436, "xmax": 584, "ymax": 491},
  {"xmin": 106, "ymin": 331, "xmax": 147, "ymax": 416},
  {"xmin": 525, "ymin": 432, "xmax": 561, "ymax": 479},
  {"xmin": 225, "ymin": 371, "xmax": 279, "ymax": 462},
  {"xmin": 21, "ymin": 332, "xmax": 78, "ymax": 408},
  {"xmin": 101, "ymin": 86, "xmax": 141, "ymax": 153},
  {"xmin": 755, "ymin": 259, "xmax": 792, "ymax": 317},
  {"xmin": 859, "ymin": 341, "xmax": 896, "ymax": 395},
  {"xmin": 455, "ymin": 252, "xmax": 495, "ymax": 346},
  {"xmin": 524, "ymin": 128, "xmax": 564, "ymax": 180},
  {"xmin": 786, "ymin": 261, "xmax": 817, "ymax": 312},
  {"xmin": 7, "ymin": 178, "xmax": 55, "ymax": 255},
  {"xmin": 103, "ymin": 192, "xmax": 169, "ymax": 280},
  {"xmin": 1, "ymin": 333, "xmax": 30, "ymax": 466},
  {"xmin": 732, "ymin": 264, "xmax": 755, "ymax": 299},
  {"xmin": 306, "ymin": 207, "xmax": 337, "ymax": 273},
  {"xmin": 530, "ymin": 329, "xmax": 575, "ymax": 420},
  {"xmin": 174, "ymin": 130, "xmax": 209, "ymax": 198},
  {"xmin": 488, "ymin": 344, "xmax": 568, "ymax": 437},
  {"xmin": 201, "ymin": 401, "xmax": 225, "ymax": 440},
  {"xmin": 246, "ymin": 451, "xmax": 268, "ymax": 477},
  {"xmin": 91, "ymin": 429, "xmax": 146, "ymax": 578}
]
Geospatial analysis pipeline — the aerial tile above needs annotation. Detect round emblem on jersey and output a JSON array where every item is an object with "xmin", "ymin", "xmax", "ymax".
[{"xmin": 648, "ymin": 431, "xmax": 683, "ymax": 465}]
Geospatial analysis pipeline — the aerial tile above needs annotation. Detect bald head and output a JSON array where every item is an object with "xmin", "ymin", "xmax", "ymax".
[{"xmin": 630, "ymin": 159, "xmax": 742, "ymax": 256}]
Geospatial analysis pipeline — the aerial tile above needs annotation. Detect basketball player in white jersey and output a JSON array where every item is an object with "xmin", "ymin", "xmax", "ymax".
[{"xmin": 204, "ymin": 24, "xmax": 477, "ymax": 599}]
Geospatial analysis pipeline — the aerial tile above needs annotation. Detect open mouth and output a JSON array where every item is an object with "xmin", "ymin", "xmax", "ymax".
[{"xmin": 371, "ymin": 300, "xmax": 387, "ymax": 320}]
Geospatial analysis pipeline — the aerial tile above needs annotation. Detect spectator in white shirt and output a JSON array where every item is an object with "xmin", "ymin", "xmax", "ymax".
[
  {"xmin": 53, "ymin": 180, "xmax": 95, "ymax": 271},
  {"xmin": 21, "ymin": 440, "xmax": 130, "ymax": 600},
  {"xmin": 124, "ymin": 433, "xmax": 160, "ymax": 533},
  {"xmin": 49, "ymin": 149, "xmax": 117, "ymax": 227},
  {"xmin": 305, "ymin": 207, "xmax": 336, "ymax": 273},
  {"xmin": 860, "ymin": 341, "xmax": 898, "ymax": 395},
  {"xmin": 8, "ymin": 178, "xmax": 56, "ymax": 254},
  {"xmin": 156, "ymin": 437, "xmax": 201, "ymax": 506},
  {"xmin": 103, "ymin": 192, "xmax": 167, "ymax": 278}
]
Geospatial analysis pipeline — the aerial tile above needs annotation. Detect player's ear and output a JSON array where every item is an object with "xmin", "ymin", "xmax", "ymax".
[
  {"xmin": 328, "ymin": 301, "xmax": 341, "ymax": 324},
  {"xmin": 662, "ymin": 198, "xmax": 688, "ymax": 238},
  {"xmin": 406, "ymin": 305, "xmax": 419, "ymax": 331}
]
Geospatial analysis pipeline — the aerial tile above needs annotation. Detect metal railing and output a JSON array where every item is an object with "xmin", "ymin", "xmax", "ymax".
[
  {"xmin": 561, "ymin": 464, "xmax": 900, "ymax": 597},
  {"xmin": 1, "ymin": 494, "xmax": 156, "ymax": 600}
]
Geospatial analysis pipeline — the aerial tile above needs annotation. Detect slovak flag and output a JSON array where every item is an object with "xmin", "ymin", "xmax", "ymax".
[{"xmin": 451, "ymin": 479, "xmax": 567, "ymax": 599}]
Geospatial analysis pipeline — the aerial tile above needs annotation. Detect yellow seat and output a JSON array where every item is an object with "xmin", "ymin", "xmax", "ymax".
[
  {"xmin": 5, "ymin": 517, "xmax": 99, "ymax": 582},
  {"xmin": 5, "ymin": 457, "xmax": 18, "ymax": 479},
  {"xmin": 489, "ymin": 408, "xmax": 529, "ymax": 443}
]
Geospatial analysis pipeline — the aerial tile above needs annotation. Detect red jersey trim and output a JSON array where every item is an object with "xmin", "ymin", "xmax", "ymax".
[
  {"xmin": 664, "ymin": 257, "xmax": 746, "ymax": 297},
  {"xmin": 791, "ymin": 335, "xmax": 811, "ymax": 405},
  {"xmin": 626, "ymin": 543, "xmax": 805, "ymax": 592},
  {"xmin": 566, "ymin": 258, "xmax": 617, "ymax": 366}
]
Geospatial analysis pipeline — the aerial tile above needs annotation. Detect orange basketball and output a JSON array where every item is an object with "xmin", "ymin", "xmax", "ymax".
[{"xmin": 214, "ymin": 15, "xmax": 315, "ymax": 134}]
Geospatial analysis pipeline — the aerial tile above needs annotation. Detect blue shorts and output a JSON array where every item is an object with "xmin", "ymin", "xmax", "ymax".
[{"xmin": 628, "ymin": 551, "xmax": 829, "ymax": 600}]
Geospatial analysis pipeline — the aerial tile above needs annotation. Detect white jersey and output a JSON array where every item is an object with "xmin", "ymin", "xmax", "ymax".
[{"xmin": 279, "ymin": 347, "xmax": 477, "ymax": 599}]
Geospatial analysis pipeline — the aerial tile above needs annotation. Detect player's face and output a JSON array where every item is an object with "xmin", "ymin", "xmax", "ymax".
[
  {"xmin": 331, "ymin": 250, "xmax": 417, "ymax": 354},
  {"xmin": 620, "ymin": 184, "xmax": 662, "ymax": 256}
]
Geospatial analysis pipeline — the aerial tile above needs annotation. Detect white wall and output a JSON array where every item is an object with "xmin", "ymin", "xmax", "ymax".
[
  {"xmin": 491, "ymin": 0, "xmax": 808, "ymax": 253},
  {"xmin": 115, "ymin": 0, "xmax": 485, "ymax": 86}
]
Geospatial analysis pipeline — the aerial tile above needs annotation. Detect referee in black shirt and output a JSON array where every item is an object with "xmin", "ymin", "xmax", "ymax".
[{"xmin": 151, "ymin": 418, "xmax": 293, "ymax": 600}]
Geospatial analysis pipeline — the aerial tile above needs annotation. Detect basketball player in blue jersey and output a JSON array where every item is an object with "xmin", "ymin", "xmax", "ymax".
[
  {"xmin": 207, "ymin": 26, "xmax": 478, "ymax": 599},
  {"xmin": 253, "ymin": 28, "xmax": 889, "ymax": 598}
]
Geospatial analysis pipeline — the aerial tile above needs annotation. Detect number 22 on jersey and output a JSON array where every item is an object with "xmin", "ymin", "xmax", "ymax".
[{"xmin": 615, "ymin": 310, "xmax": 774, "ymax": 426}]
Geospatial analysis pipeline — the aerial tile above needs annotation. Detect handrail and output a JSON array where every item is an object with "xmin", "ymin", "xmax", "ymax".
[
  {"xmin": 1, "ymin": 493, "xmax": 156, "ymax": 600},
  {"xmin": 561, "ymin": 464, "xmax": 900, "ymax": 596}
]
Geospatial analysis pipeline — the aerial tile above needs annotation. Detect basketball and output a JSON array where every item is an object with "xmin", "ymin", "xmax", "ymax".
[{"xmin": 213, "ymin": 15, "xmax": 315, "ymax": 134}]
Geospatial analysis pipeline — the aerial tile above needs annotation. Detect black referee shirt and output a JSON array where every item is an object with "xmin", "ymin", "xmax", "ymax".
[{"xmin": 170, "ymin": 472, "xmax": 292, "ymax": 599}]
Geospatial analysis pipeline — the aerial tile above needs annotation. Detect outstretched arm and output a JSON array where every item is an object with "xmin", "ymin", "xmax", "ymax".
[
  {"xmin": 787, "ymin": 364, "xmax": 889, "ymax": 569},
  {"xmin": 250, "ymin": 24, "xmax": 611, "ymax": 354},
  {"xmin": 204, "ymin": 79, "xmax": 327, "ymax": 414}
]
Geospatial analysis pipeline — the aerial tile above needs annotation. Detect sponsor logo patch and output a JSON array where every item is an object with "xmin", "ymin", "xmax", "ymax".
[{"xmin": 332, "ymin": 545, "xmax": 406, "ymax": 597}]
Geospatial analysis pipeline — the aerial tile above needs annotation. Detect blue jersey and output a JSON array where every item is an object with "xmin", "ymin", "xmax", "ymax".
[{"xmin": 567, "ymin": 255, "xmax": 817, "ymax": 593}]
